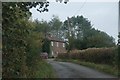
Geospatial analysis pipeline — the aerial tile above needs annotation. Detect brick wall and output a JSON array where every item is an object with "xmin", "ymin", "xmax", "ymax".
[{"xmin": 50, "ymin": 41, "xmax": 66, "ymax": 57}]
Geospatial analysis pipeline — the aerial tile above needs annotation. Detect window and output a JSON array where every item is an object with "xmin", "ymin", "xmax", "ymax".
[
  {"xmin": 52, "ymin": 51, "xmax": 54, "ymax": 56},
  {"xmin": 51, "ymin": 41, "xmax": 53, "ymax": 46},
  {"xmin": 63, "ymin": 43, "xmax": 65, "ymax": 47},
  {"xmin": 57, "ymin": 42, "xmax": 59, "ymax": 47}
]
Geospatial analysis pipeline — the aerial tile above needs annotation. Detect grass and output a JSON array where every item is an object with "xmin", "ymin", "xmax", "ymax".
[
  {"xmin": 55, "ymin": 59, "xmax": 118, "ymax": 77},
  {"xmin": 35, "ymin": 60, "xmax": 56, "ymax": 78}
]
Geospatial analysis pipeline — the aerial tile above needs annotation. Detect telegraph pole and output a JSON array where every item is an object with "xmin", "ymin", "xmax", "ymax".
[
  {"xmin": 67, "ymin": 17, "xmax": 70, "ymax": 37},
  {"xmin": 67, "ymin": 17, "xmax": 70, "ymax": 52}
]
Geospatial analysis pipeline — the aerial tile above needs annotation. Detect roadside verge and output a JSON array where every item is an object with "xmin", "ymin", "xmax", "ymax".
[{"xmin": 55, "ymin": 59, "xmax": 118, "ymax": 77}]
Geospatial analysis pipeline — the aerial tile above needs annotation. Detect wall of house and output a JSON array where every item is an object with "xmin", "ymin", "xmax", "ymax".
[{"xmin": 50, "ymin": 41, "xmax": 66, "ymax": 57}]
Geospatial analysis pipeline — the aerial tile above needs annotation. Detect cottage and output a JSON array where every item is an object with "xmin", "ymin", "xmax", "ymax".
[{"xmin": 44, "ymin": 34, "xmax": 66, "ymax": 58}]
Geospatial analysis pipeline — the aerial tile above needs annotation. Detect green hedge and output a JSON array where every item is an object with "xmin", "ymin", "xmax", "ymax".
[{"xmin": 57, "ymin": 47, "xmax": 118, "ymax": 65}]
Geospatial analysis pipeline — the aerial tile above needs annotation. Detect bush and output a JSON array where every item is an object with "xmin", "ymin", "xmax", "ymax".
[
  {"xmin": 57, "ymin": 47, "xmax": 117, "ymax": 65},
  {"xmin": 57, "ymin": 53, "xmax": 69, "ymax": 59}
]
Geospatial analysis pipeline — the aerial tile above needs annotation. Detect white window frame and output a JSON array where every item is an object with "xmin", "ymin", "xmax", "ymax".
[
  {"xmin": 63, "ymin": 43, "xmax": 65, "ymax": 47},
  {"xmin": 51, "ymin": 41, "xmax": 53, "ymax": 46},
  {"xmin": 57, "ymin": 42, "xmax": 59, "ymax": 47},
  {"xmin": 52, "ymin": 51, "xmax": 54, "ymax": 56}
]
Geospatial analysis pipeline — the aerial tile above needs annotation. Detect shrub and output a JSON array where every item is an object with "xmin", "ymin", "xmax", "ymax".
[
  {"xmin": 57, "ymin": 47, "xmax": 117, "ymax": 65},
  {"xmin": 57, "ymin": 53, "xmax": 69, "ymax": 59}
]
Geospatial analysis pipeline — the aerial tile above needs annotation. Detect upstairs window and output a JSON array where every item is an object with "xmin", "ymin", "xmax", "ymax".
[{"xmin": 63, "ymin": 43, "xmax": 65, "ymax": 47}]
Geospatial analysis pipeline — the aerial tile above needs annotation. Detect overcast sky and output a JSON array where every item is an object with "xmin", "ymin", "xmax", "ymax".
[{"xmin": 30, "ymin": 0, "xmax": 119, "ymax": 43}]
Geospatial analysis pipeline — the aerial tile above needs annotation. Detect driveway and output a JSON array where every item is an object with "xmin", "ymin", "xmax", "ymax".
[{"xmin": 47, "ymin": 59, "xmax": 117, "ymax": 78}]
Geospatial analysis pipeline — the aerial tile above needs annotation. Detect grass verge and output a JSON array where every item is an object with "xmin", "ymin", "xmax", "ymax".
[
  {"xmin": 55, "ymin": 59, "xmax": 118, "ymax": 77},
  {"xmin": 35, "ymin": 60, "xmax": 56, "ymax": 78}
]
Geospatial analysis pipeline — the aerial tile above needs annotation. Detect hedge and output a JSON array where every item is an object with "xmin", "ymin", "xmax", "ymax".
[{"xmin": 57, "ymin": 47, "xmax": 118, "ymax": 65}]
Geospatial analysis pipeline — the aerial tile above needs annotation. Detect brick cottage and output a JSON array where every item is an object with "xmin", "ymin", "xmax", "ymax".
[{"xmin": 46, "ymin": 34, "xmax": 66, "ymax": 57}]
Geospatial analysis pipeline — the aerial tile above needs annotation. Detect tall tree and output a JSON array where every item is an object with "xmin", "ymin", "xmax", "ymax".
[
  {"xmin": 62, "ymin": 15, "xmax": 115, "ymax": 50},
  {"xmin": 33, "ymin": 19, "xmax": 50, "ymax": 37},
  {"xmin": 2, "ymin": 1, "xmax": 69, "ymax": 78},
  {"xmin": 49, "ymin": 15, "xmax": 62, "ymax": 39},
  {"xmin": 2, "ymin": 2, "xmax": 49, "ymax": 78}
]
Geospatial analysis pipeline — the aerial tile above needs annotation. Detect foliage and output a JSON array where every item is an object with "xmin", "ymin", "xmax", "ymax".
[
  {"xmin": 57, "ymin": 53, "xmax": 69, "ymax": 59},
  {"xmin": 26, "ymin": 28, "xmax": 44, "ymax": 77},
  {"xmin": 57, "ymin": 47, "xmax": 117, "ymax": 65},
  {"xmin": 2, "ymin": 1, "xmax": 69, "ymax": 78},
  {"xmin": 35, "ymin": 60, "xmax": 56, "ymax": 78},
  {"xmin": 2, "ymin": 2, "xmax": 49, "ymax": 78},
  {"xmin": 62, "ymin": 16, "xmax": 116, "ymax": 50},
  {"xmin": 33, "ymin": 15, "xmax": 116, "ymax": 53},
  {"xmin": 3, "ymin": 18, "xmax": 30, "ymax": 78},
  {"xmin": 118, "ymin": 32, "xmax": 120, "ymax": 76},
  {"xmin": 32, "ymin": 15, "xmax": 116, "ymax": 52},
  {"xmin": 49, "ymin": 15, "xmax": 63, "ymax": 39},
  {"xmin": 33, "ymin": 16, "xmax": 63, "ymax": 55},
  {"xmin": 42, "ymin": 38, "xmax": 51, "ymax": 56},
  {"xmin": 33, "ymin": 19, "xmax": 50, "ymax": 36},
  {"xmin": 33, "ymin": 15, "xmax": 63, "ymax": 39},
  {"xmin": 118, "ymin": 32, "xmax": 120, "ymax": 38}
]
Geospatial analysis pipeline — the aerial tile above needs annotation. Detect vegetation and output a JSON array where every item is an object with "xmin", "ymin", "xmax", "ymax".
[
  {"xmin": 62, "ymin": 16, "xmax": 115, "ymax": 50},
  {"xmin": 57, "ymin": 47, "xmax": 117, "ymax": 65},
  {"xmin": 42, "ymin": 38, "xmax": 51, "ymax": 56},
  {"xmin": 2, "ymin": 1, "xmax": 117, "ymax": 78},
  {"xmin": 49, "ymin": 15, "xmax": 63, "ymax": 39},
  {"xmin": 34, "ymin": 15, "xmax": 116, "ymax": 54},
  {"xmin": 2, "ymin": 2, "xmax": 50, "ymax": 78},
  {"xmin": 118, "ymin": 32, "xmax": 120, "ymax": 76},
  {"xmin": 56, "ymin": 47, "xmax": 118, "ymax": 76},
  {"xmin": 2, "ymin": 1, "xmax": 69, "ymax": 78},
  {"xmin": 35, "ymin": 60, "xmax": 56, "ymax": 78},
  {"xmin": 40, "ymin": 15, "xmax": 117, "ymax": 76}
]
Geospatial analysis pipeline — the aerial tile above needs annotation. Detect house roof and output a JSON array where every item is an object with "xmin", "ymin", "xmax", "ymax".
[{"xmin": 46, "ymin": 34, "xmax": 66, "ymax": 43}]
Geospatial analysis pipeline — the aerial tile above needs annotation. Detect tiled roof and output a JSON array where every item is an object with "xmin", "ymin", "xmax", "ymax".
[{"xmin": 46, "ymin": 34, "xmax": 65, "ymax": 43}]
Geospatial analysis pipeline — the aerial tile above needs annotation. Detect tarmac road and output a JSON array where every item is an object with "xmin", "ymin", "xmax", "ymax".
[{"xmin": 47, "ymin": 59, "xmax": 117, "ymax": 78}]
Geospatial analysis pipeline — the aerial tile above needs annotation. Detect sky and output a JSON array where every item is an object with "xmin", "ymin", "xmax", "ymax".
[{"xmin": 30, "ymin": 0, "xmax": 119, "ymax": 43}]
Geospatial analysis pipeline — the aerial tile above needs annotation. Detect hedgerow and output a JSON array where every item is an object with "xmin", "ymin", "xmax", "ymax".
[{"xmin": 57, "ymin": 47, "xmax": 118, "ymax": 65}]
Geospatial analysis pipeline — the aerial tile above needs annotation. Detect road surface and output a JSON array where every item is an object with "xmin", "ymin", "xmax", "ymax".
[{"xmin": 47, "ymin": 59, "xmax": 117, "ymax": 78}]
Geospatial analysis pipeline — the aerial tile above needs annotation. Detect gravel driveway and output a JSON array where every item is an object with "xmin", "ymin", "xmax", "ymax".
[{"xmin": 47, "ymin": 59, "xmax": 117, "ymax": 78}]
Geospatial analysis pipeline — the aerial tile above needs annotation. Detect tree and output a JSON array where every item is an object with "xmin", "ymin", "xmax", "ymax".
[
  {"xmin": 2, "ymin": 1, "xmax": 69, "ymax": 78},
  {"xmin": 62, "ymin": 16, "xmax": 92, "ymax": 50},
  {"xmin": 49, "ymin": 15, "xmax": 63, "ymax": 39},
  {"xmin": 2, "ymin": 2, "xmax": 49, "ymax": 78},
  {"xmin": 26, "ymin": 27, "xmax": 44, "ymax": 77},
  {"xmin": 62, "ymin": 15, "xmax": 115, "ymax": 50},
  {"xmin": 118, "ymin": 32, "xmax": 120, "ymax": 39},
  {"xmin": 42, "ymin": 38, "xmax": 51, "ymax": 55},
  {"xmin": 33, "ymin": 19, "xmax": 50, "ymax": 37},
  {"xmin": 118, "ymin": 32, "xmax": 120, "ymax": 75}
]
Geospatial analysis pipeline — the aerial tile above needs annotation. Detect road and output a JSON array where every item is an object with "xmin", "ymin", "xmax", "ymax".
[{"xmin": 47, "ymin": 59, "xmax": 117, "ymax": 78}]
